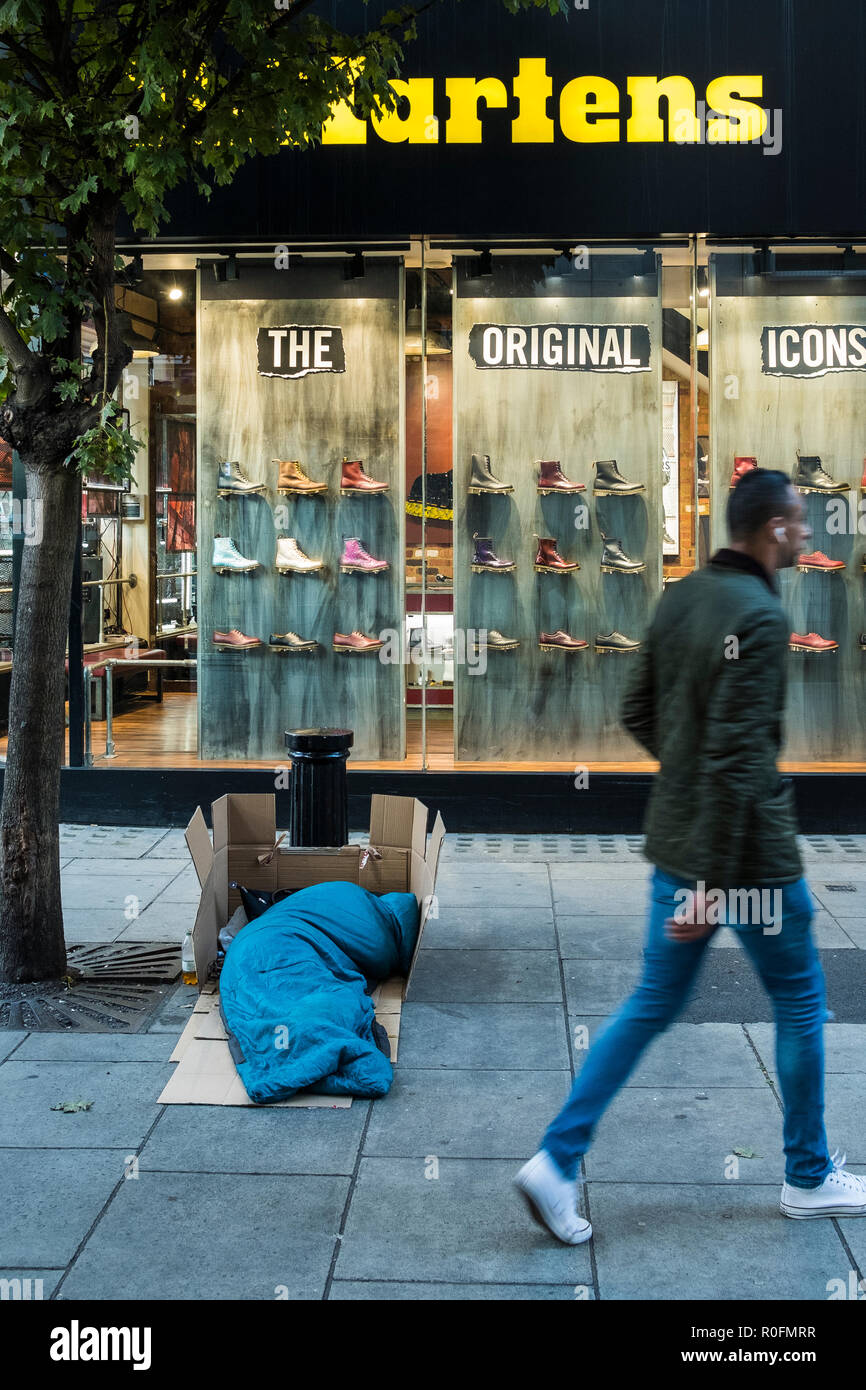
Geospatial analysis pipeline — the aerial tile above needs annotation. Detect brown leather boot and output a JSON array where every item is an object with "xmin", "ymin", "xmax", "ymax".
[
  {"xmin": 275, "ymin": 458, "xmax": 327, "ymax": 494},
  {"xmin": 340, "ymin": 457, "xmax": 389, "ymax": 494},
  {"xmin": 534, "ymin": 536, "xmax": 579, "ymax": 572},
  {"xmin": 537, "ymin": 459, "xmax": 585, "ymax": 494}
]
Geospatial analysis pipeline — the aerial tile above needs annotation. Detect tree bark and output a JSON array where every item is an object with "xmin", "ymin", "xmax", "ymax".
[{"xmin": 0, "ymin": 462, "xmax": 82, "ymax": 982}]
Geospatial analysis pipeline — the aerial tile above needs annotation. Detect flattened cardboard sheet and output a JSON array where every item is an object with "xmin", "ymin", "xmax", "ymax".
[
  {"xmin": 162, "ymin": 976, "xmax": 405, "ymax": 1103},
  {"xmin": 158, "ymin": 1039, "xmax": 352, "ymax": 1108}
]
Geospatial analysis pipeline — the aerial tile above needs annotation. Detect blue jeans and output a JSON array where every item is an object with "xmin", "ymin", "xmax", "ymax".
[{"xmin": 543, "ymin": 869, "xmax": 832, "ymax": 1189}]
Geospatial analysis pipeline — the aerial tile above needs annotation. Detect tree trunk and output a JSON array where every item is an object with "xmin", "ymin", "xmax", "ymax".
[{"xmin": 0, "ymin": 462, "xmax": 82, "ymax": 982}]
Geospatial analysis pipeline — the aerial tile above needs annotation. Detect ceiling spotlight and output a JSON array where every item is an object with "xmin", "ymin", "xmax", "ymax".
[
  {"xmin": 344, "ymin": 250, "xmax": 365, "ymax": 281},
  {"xmin": 754, "ymin": 246, "xmax": 775, "ymax": 276},
  {"xmin": 168, "ymin": 282, "xmax": 183, "ymax": 301}
]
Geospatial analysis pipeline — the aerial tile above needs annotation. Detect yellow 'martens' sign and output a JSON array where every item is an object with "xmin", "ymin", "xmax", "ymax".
[{"xmin": 322, "ymin": 60, "xmax": 767, "ymax": 145}]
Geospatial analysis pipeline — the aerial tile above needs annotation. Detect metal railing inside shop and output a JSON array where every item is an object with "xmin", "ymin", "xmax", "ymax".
[{"xmin": 83, "ymin": 658, "xmax": 197, "ymax": 764}]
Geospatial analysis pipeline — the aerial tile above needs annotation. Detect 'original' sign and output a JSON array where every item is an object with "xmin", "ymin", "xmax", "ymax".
[
  {"xmin": 468, "ymin": 322, "xmax": 651, "ymax": 372},
  {"xmin": 257, "ymin": 325, "xmax": 346, "ymax": 378},
  {"xmin": 761, "ymin": 325, "xmax": 866, "ymax": 378}
]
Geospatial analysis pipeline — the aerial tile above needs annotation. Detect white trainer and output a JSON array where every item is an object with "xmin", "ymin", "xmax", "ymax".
[
  {"xmin": 514, "ymin": 1150, "xmax": 592, "ymax": 1245},
  {"xmin": 781, "ymin": 1150, "xmax": 866, "ymax": 1219}
]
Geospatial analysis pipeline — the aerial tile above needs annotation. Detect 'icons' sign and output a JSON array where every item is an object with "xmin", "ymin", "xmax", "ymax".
[
  {"xmin": 761, "ymin": 325, "xmax": 866, "ymax": 378},
  {"xmin": 257, "ymin": 325, "xmax": 346, "ymax": 378},
  {"xmin": 468, "ymin": 322, "xmax": 651, "ymax": 372}
]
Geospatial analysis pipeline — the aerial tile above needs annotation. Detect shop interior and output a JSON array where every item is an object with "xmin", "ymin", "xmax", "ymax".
[{"xmin": 0, "ymin": 237, "xmax": 862, "ymax": 771}]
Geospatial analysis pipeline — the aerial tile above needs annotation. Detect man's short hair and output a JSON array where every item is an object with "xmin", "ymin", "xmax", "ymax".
[{"xmin": 727, "ymin": 468, "xmax": 793, "ymax": 540}]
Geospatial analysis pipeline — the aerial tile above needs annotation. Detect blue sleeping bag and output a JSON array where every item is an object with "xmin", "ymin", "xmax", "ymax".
[{"xmin": 219, "ymin": 881, "xmax": 419, "ymax": 1103}]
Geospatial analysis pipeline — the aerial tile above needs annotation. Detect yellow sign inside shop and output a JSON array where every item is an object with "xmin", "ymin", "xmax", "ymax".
[{"xmin": 322, "ymin": 61, "xmax": 768, "ymax": 146}]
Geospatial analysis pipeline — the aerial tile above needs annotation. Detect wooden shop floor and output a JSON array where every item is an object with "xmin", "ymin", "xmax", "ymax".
[{"xmin": 1, "ymin": 690, "xmax": 862, "ymax": 773}]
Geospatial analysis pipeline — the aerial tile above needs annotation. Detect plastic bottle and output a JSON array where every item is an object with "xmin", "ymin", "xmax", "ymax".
[{"xmin": 181, "ymin": 931, "xmax": 197, "ymax": 987}]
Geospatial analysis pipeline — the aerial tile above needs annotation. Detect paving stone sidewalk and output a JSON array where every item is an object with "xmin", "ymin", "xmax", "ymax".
[{"xmin": 1, "ymin": 828, "xmax": 865, "ymax": 1301}]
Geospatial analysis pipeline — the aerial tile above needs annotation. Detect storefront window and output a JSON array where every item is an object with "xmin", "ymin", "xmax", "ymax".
[{"xmin": 32, "ymin": 238, "xmax": 861, "ymax": 773}]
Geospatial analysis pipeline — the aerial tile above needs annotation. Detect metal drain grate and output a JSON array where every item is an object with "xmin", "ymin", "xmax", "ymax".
[
  {"xmin": 0, "ymin": 942, "xmax": 181, "ymax": 1033},
  {"xmin": 67, "ymin": 941, "xmax": 181, "ymax": 981},
  {"xmin": 0, "ymin": 980, "xmax": 168, "ymax": 1032}
]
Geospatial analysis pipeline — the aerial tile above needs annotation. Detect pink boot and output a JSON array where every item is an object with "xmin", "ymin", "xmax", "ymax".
[{"xmin": 340, "ymin": 537, "xmax": 389, "ymax": 574}]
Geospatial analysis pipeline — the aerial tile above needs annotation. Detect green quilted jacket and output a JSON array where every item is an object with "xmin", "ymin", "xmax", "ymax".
[{"xmin": 621, "ymin": 550, "xmax": 802, "ymax": 887}]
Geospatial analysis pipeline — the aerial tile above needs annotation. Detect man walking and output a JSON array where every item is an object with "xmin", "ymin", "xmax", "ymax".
[{"xmin": 515, "ymin": 468, "xmax": 866, "ymax": 1243}]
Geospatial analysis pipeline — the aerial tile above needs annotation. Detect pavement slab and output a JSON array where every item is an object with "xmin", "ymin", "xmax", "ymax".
[
  {"xmin": 13, "ymin": 1034, "xmax": 177, "ymax": 1063},
  {"xmin": 397, "ymin": 1003, "xmax": 571, "ymax": 1070},
  {"xmin": 0, "ymin": 1060, "xmax": 173, "ymax": 1149},
  {"xmin": 747, "ymin": 1022, "xmax": 866, "ymax": 1076},
  {"xmin": 564, "ymin": 959, "xmax": 642, "ymax": 1015},
  {"xmin": 140, "ymin": 1102, "xmax": 369, "ymax": 1176},
  {"xmin": 588, "ymin": 1181, "xmax": 850, "ymax": 1300},
  {"xmin": 336, "ymin": 1157, "xmax": 593, "ymax": 1286},
  {"xmin": 58, "ymin": 1172, "xmax": 349, "ymax": 1301},
  {"xmin": 0, "ymin": 1149, "xmax": 122, "ymax": 1267},
  {"xmin": 556, "ymin": 915, "xmax": 646, "ymax": 960},
  {"xmin": 418, "ymin": 909, "xmax": 556, "ymax": 951},
  {"xmin": 0, "ymin": 1032, "xmax": 27, "ymax": 1062},
  {"xmin": 407, "ymin": 948, "xmax": 563, "ymax": 1003},
  {"xmin": 363, "ymin": 1068, "xmax": 572, "ymax": 1159},
  {"xmin": 583, "ymin": 1085, "xmax": 786, "ymax": 1184}
]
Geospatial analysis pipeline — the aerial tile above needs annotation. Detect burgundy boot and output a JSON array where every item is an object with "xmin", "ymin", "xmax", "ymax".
[
  {"xmin": 537, "ymin": 460, "xmax": 585, "ymax": 494},
  {"xmin": 340, "ymin": 457, "xmax": 389, "ymax": 494},
  {"xmin": 534, "ymin": 536, "xmax": 579, "ymax": 572}
]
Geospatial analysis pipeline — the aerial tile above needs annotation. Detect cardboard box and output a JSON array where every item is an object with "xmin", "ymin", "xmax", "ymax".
[
  {"xmin": 171, "ymin": 793, "xmax": 445, "ymax": 1109},
  {"xmin": 185, "ymin": 792, "xmax": 445, "ymax": 1001}
]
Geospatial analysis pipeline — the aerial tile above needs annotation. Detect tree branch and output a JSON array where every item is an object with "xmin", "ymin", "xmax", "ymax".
[{"xmin": 0, "ymin": 301, "xmax": 39, "ymax": 379}]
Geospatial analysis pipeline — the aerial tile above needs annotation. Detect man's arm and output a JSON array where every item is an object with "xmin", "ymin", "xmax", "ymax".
[{"xmin": 621, "ymin": 635, "xmax": 658, "ymax": 758}]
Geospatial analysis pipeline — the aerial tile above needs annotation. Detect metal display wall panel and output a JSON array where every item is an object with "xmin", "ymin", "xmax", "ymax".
[
  {"xmin": 709, "ymin": 269, "xmax": 866, "ymax": 762},
  {"xmin": 453, "ymin": 261, "xmax": 663, "ymax": 762},
  {"xmin": 197, "ymin": 260, "xmax": 405, "ymax": 761}
]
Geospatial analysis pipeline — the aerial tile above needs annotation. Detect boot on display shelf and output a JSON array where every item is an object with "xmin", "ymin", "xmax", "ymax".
[
  {"xmin": 333, "ymin": 630, "xmax": 385, "ymax": 653},
  {"xmin": 796, "ymin": 551, "xmax": 846, "ymax": 573},
  {"xmin": 477, "ymin": 630, "xmax": 520, "ymax": 652},
  {"xmin": 534, "ymin": 536, "xmax": 580, "ymax": 573},
  {"xmin": 537, "ymin": 459, "xmax": 585, "ymax": 495},
  {"xmin": 268, "ymin": 631, "xmax": 318, "ymax": 652},
  {"xmin": 340, "ymin": 457, "xmax": 389, "ymax": 494},
  {"xmin": 789, "ymin": 631, "xmax": 839, "ymax": 653},
  {"xmin": 538, "ymin": 631, "xmax": 589, "ymax": 652},
  {"xmin": 793, "ymin": 455, "xmax": 850, "ymax": 494},
  {"xmin": 468, "ymin": 452, "xmax": 513, "ymax": 495},
  {"xmin": 860, "ymin": 633, "xmax": 866, "ymax": 651},
  {"xmin": 275, "ymin": 458, "xmax": 327, "ymax": 495},
  {"xmin": 217, "ymin": 458, "xmax": 267, "ymax": 496},
  {"xmin": 340, "ymin": 538, "xmax": 389, "ymax": 574},
  {"xmin": 600, "ymin": 534, "xmax": 646, "ymax": 575},
  {"xmin": 595, "ymin": 631, "xmax": 641, "ymax": 653},
  {"xmin": 274, "ymin": 537, "xmax": 324, "ymax": 574},
  {"xmin": 212, "ymin": 628, "xmax": 262, "ymax": 650},
  {"xmin": 471, "ymin": 534, "xmax": 515, "ymax": 573},
  {"xmin": 730, "ymin": 456, "xmax": 758, "ymax": 489},
  {"xmin": 697, "ymin": 442, "xmax": 710, "ymax": 499},
  {"xmin": 212, "ymin": 536, "xmax": 260, "ymax": 573},
  {"xmin": 592, "ymin": 459, "xmax": 645, "ymax": 496}
]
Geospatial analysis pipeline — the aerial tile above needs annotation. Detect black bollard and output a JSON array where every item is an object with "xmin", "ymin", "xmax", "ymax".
[{"xmin": 284, "ymin": 727, "xmax": 354, "ymax": 846}]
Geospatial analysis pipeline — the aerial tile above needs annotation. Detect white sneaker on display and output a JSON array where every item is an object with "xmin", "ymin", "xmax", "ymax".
[
  {"xmin": 514, "ymin": 1149, "xmax": 592, "ymax": 1245},
  {"xmin": 781, "ymin": 1150, "xmax": 866, "ymax": 1219}
]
